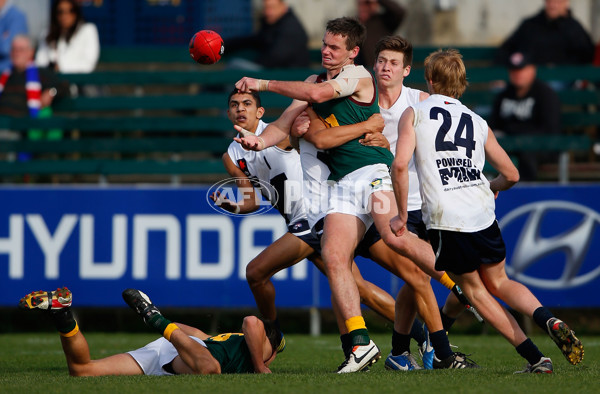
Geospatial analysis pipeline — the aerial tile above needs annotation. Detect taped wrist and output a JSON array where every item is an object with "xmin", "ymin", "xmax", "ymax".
[
  {"xmin": 257, "ymin": 137, "xmax": 266, "ymax": 150},
  {"xmin": 258, "ymin": 79, "xmax": 270, "ymax": 91}
]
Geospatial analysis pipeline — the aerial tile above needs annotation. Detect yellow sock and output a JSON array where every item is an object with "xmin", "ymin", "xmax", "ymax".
[
  {"xmin": 59, "ymin": 322, "xmax": 79, "ymax": 338},
  {"xmin": 345, "ymin": 316, "xmax": 366, "ymax": 333},
  {"xmin": 163, "ymin": 323, "xmax": 180, "ymax": 341},
  {"xmin": 439, "ymin": 272, "xmax": 455, "ymax": 290}
]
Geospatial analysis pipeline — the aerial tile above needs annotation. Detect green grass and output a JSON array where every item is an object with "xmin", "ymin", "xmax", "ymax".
[{"xmin": 0, "ymin": 332, "xmax": 597, "ymax": 393}]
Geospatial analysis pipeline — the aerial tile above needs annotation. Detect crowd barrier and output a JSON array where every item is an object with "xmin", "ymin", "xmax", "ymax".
[{"xmin": 1, "ymin": 184, "xmax": 598, "ymax": 309}]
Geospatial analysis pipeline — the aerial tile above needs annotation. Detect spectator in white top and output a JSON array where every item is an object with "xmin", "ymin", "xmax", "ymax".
[{"xmin": 35, "ymin": 0, "xmax": 99, "ymax": 74}]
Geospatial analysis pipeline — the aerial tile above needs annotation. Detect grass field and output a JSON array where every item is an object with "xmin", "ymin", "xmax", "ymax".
[{"xmin": 0, "ymin": 332, "xmax": 596, "ymax": 393}]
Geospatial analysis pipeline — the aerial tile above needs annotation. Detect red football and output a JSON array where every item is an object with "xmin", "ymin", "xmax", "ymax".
[{"xmin": 189, "ymin": 30, "xmax": 224, "ymax": 65}]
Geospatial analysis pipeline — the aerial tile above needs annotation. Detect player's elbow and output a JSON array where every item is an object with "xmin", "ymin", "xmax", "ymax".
[
  {"xmin": 390, "ymin": 159, "xmax": 407, "ymax": 178},
  {"xmin": 505, "ymin": 167, "xmax": 520, "ymax": 185},
  {"xmin": 310, "ymin": 136, "xmax": 330, "ymax": 150},
  {"xmin": 308, "ymin": 87, "xmax": 333, "ymax": 103},
  {"xmin": 195, "ymin": 359, "xmax": 221, "ymax": 375}
]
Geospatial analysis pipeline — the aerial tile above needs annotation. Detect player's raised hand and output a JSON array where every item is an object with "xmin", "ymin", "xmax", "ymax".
[{"xmin": 235, "ymin": 77, "xmax": 257, "ymax": 92}]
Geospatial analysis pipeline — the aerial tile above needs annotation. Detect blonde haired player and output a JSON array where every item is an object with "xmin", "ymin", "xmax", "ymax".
[{"xmin": 391, "ymin": 49, "xmax": 583, "ymax": 373}]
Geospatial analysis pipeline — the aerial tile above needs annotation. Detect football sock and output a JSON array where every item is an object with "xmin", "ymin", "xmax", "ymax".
[
  {"xmin": 391, "ymin": 329, "xmax": 411, "ymax": 356},
  {"xmin": 429, "ymin": 329, "xmax": 453, "ymax": 360},
  {"xmin": 440, "ymin": 307, "xmax": 457, "ymax": 332},
  {"xmin": 345, "ymin": 316, "xmax": 370, "ymax": 346},
  {"xmin": 146, "ymin": 313, "xmax": 179, "ymax": 340},
  {"xmin": 439, "ymin": 273, "xmax": 455, "ymax": 290},
  {"xmin": 163, "ymin": 323, "xmax": 180, "ymax": 341},
  {"xmin": 516, "ymin": 338, "xmax": 545, "ymax": 366},
  {"xmin": 409, "ymin": 319, "xmax": 426, "ymax": 345},
  {"xmin": 532, "ymin": 307, "xmax": 554, "ymax": 331},
  {"xmin": 51, "ymin": 308, "xmax": 78, "ymax": 337},
  {"xmin": 340, "ymin": 333, "xmax": 352, "ymax": 358}
]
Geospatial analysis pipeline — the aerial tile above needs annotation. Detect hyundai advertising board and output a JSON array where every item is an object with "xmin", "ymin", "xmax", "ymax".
[{"xmin": 1, "ymin": 185, "xmax": 599, "ymax": 308}]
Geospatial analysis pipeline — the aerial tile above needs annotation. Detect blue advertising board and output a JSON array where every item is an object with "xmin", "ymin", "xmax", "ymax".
[{"xmin": 1, "ymin": 184, "xmax": 599, "ymax": 308}]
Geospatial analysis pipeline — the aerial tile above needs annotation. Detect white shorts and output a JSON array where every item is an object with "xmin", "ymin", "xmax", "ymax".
[
  {"xmin": 327, "ymin": 163, "xmax": 393, "ymax": 228},
  {"xmin": 127, "ymin": 336, "xmax": 206, "ymax": 376}
]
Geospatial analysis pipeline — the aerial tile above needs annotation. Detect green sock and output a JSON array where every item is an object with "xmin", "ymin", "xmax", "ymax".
[{"xmin": 146, "ymin": 313, "xmax": 172, "ymax": 335}]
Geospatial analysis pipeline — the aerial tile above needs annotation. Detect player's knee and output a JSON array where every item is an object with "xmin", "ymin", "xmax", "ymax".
[
  {"xmin": 245, "ymin": 260, "xmax": 268, "ymax": 286},
  {"xmin": 193, "ymin": 358, "xmax": 221, "ymax": 375},
  {"xmin": 403, "ymin": 266, "xmax": 430, "ymax": 289},
  {"xmin": 381, "ymin": 232, "xmax": 409, "ymax": 254}
]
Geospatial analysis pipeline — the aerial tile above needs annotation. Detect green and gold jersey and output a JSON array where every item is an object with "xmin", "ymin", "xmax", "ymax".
[
  {"xmin": 312, "ymin": 70, "xmax": 394, "ymax": 181},
  {"xmin": 205, "ymin": 333, "xmax": 255, "ymax": 373}
]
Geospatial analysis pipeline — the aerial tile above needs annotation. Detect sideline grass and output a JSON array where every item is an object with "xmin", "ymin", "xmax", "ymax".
[{"xmin": 0, "ymin": 332, "xmax": 596, "ymax": 393}]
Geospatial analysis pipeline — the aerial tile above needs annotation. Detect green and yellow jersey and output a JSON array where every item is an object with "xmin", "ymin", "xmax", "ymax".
[
  {"xmin": 312, "ymin": 70, "xmax": 394, "ymax": 181},
  {"xmin": 205, "ymin": 333, "xmax": 255, "ymax": 374}
]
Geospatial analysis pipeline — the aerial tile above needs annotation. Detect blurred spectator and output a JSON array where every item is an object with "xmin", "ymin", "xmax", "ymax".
[
  {"xmin": 488, "ymin": 52, "xmax": 561, "ymax": 181},
  {"xmin": 226, "ymin": 0, "xmax": 309, "ymax": 70},
  {"xmin": 495, "ymin": 0, "xmax": 594, "ymax": 66},
  {"xmin": 0, "ymin": 0, "xmax": 28, "ymax": 72},
  {"xmin": 0, "ymin": 35, "xmax": 69, "ymax": 163},
  {"xmin": 0, "ymin": 35, "xmax": 68, "ymax": 118},
  {"xmin": 35, "ymin": 0, "xmax": 100, "ymax": 74},
  {"xmin": 356, "ymin": 0, "xmax": 406, "ymax": 69}
]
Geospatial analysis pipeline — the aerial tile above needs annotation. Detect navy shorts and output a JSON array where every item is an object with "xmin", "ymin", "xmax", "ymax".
[
  {"xmin": 428, "ymin": 220, "xmax": 506, "ymax": 275},
  {"xmin": 406, "ymin": 210, "xmax": 428, "ymax": 242},
  {"xmin": 289, "ymin": 220, "xmax": 321, "ymax": 254},
  {"xmin": 354, "ymin": 210, "xmax": 427, "ymax": 258}
]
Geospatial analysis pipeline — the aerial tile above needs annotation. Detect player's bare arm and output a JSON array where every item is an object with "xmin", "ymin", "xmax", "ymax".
[
  {"xmin": 390, "ymin": 107, "xmax": 416, "ymax": 236},
  {"xmin": 234, "ymin": 78, "xmax": 316, "ymax": 151},
  {"xmin": 303, "ymin": 108, "xmax": 385, "ymax": 150},
  {"xmin": 209, "ymin": 153, "xmax": 259, "ymax": 214},
  {"xmin": 241, "ymin": 316, "xmax": 275, "ymax": 374},
  {"xmin": 236, "ymin": 76, "xmax": 336, "ymax": 103},
  {"xmin": 483, "ymin": 127, "xmax": 520, "ymax": 194}
]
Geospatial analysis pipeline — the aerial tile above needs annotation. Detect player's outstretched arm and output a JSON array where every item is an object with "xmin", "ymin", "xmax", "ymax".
[
  {"xmin": 390, "ymin": 107, "xmax": 416, "ymax": 236},
  {"xmin": 209, "ymin": 153, "xmax": 260, "ymax": 214},
  {"xmin": 242, "ymin": 316, "xmax": 275, "ymax": 373},
  {"xmin": 234, "ymin": 99, "xmax": 309, "ymax": 151},
  {"xmin": 235, "ymin": 76, "xmax": 336, "ymax": 103},
  {"xmin": 303, "ymin": 109, "xmax": 385, "ymax": 150},
  {"xmin": 484, "ymin": 127, "xmax": 520, "ymax": 194}
]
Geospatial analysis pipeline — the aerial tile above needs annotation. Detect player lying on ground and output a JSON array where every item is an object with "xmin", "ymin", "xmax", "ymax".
[{"xmin": 19, "ymin": 287, "xmax": 278, "ymax": 376}]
